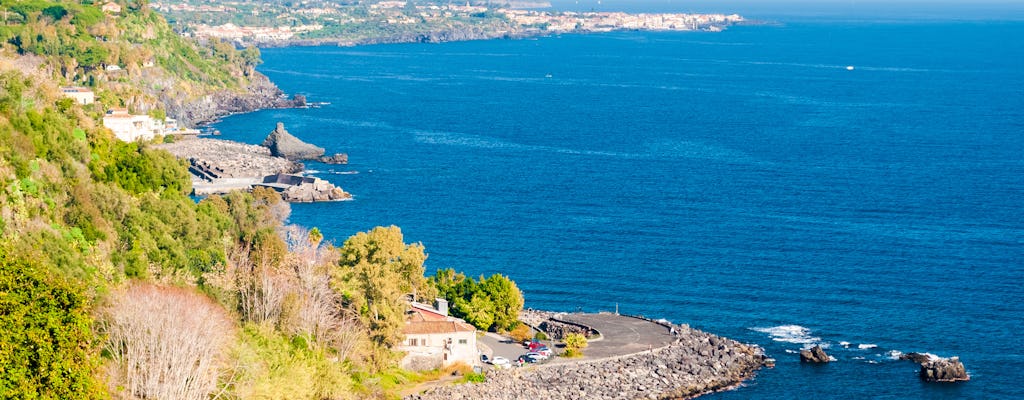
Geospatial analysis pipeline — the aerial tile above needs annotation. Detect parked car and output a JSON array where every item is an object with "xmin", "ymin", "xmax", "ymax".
[
  {"xmin": 534, "ymin": 347, "xmax": 553, "ymax": 357},
  {"xmin": 491, "ymin": 356, "xmax": 511, "ymax": 369},
  {"xmin": 525, "ymin": 352, "xmax": 549, "ymax": 361},
  {"xmin": 517, "ymin": 354, "xmax": 539, "ymax": 364}
]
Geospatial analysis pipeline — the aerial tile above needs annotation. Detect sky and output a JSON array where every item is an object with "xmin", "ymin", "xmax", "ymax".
[{"xmin": 543, "ymin": 0, "xmax": 1024, "ymax": 21}]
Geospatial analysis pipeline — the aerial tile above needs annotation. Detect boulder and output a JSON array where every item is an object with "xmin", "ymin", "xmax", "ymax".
[
  {"xmin": 919, "ymin": 357, "xmax": 969, "ymax": 382},
  {"xmin": 318, "ymin": 153, "xmax": 349, "ymax": 164},
  {"xmin": 262, "ymin": 122, "xmax": 325, "ymax": 160},
  {"xmin": 799, "ymin": 345, "xmax": 831, "ymax": 363},
  {"xmin": 899, "ymin": 352, "xmax": 933, "ymax": 364}
]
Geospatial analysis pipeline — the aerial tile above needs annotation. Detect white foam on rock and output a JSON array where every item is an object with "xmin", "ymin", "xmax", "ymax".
[
  {"xmin": 751, "ymin": 325, "xmax": 824, "ymax": 348},
  {"xmin": 887, "ymin": 350, "xmax": 903, "ymax": 360}
]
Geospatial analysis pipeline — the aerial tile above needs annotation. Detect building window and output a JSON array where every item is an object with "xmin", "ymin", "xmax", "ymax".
[
  {"xmin": 409, "ymin": 338, "xmax": 418, "ymax": 346},
  {"xmin": 458, "ymin": 339, "xmax": 468, "ymax": 345}
]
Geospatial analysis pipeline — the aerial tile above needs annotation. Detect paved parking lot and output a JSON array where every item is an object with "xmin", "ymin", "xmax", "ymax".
[
  {"xmin": 477, "ymin": 313, "xmax": 676, "ymax": 367},
  {"xmin": 558, "ymin": 313, "xmax": 676, "ymax": 358}
]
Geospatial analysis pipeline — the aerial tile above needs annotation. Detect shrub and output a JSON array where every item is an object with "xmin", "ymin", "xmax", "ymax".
[
  {"xmin": 509, "ymin": 323, "xmax": 532, "ymax": 343},
  {"xmin": 535, "ymin": 331, "xmax": 549, "ymax": 341},
  {"xmin": 230, "ymin": 323, "xmax": 352, "ymax": 400},
  {"xmin": 100, "ymin": 283, "xmax": 234, "ymax": 400},
  {"xmin": 464, "ymin": 372, "xmax": 486, "ymax": 383},
  {"xmin": 0, "ymin": 257, "xmax": 105, "ymax": 399},
  {"xmin": 563, "ymin": 332, "xmax": 588, "ymax": 357}
]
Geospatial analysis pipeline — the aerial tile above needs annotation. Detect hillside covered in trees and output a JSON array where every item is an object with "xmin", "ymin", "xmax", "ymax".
[{"xmin": 0, "ymin": 1, "xmax": 523, "ymax": 399}]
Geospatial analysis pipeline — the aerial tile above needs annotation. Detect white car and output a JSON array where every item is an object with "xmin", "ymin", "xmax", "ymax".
[
  {"xmin": 491, "ymin": 356, "xmax": 511, "ymax": 369},
  {"xmin": 525, "ymin": 352, "xmax": 548, "ymax": 361}
]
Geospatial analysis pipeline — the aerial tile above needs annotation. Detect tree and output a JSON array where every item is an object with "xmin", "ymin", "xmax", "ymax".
[
  {"xmin": 430, "ymin": 269, "xmax": 524, "ymax": 332},
  {"xmin": 331, "ymin": 226, "xmax": 435, "ymax": 369},
  {"xmin": 479, "ymin": 274, "xmax": 523, "ymax": 331}
]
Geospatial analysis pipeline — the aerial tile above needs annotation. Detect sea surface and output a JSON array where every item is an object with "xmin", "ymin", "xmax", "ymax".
[{"xmin": 211, "ymin": 18, "xmax": 1024, "ymax": 399}]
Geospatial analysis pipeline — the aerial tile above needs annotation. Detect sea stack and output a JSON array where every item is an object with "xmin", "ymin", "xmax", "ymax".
[
  {"xmin": 799, "ymin": 345, "xmax": 831, "ymax": 363},
  {"xmin": 262, "ymin": 122, "xmax": 325, "ymax": 160}
]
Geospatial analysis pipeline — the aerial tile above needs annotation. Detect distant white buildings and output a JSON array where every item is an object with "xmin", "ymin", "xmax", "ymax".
[
  {"xmin": 101, "ymin": 1, "xmax": 121, "ymax": 15},
  {"xmin": 102, "ymin": 109, "xmax": 200, "ymax": 142},
  {"xmin": 60, "ymin": 87, "xmax": 94, "ymax": 105},
  {"xmin": 398, "ymin": 299, "xmax": 478, "ymax": 371},
  {"xmin": 103, "ymin": 109, "xmax": 160, "ymax": 142}
]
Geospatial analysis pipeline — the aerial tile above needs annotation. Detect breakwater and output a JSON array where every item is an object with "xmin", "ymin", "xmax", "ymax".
[{"xmin": 408, "ymin": 314, "xmax": 767, "ymax": 400}]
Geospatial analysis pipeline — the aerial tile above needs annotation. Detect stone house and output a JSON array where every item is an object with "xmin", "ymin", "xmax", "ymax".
[{"xmin": 398, "ymin": 299, "xmax": 478, "ymax": 371}]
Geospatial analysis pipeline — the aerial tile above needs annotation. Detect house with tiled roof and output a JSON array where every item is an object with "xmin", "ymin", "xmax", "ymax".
[{"xmin": 398, "ymin": 299, "xmax": 478, "ymax": 370}]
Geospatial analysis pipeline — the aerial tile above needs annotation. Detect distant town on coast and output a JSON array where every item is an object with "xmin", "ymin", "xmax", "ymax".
[{"xmin": 154, "ymin": 0, "xmax": 745, "ymax": 46}]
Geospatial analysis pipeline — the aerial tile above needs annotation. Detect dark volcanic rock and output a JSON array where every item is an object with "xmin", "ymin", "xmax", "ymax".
[
  {"xmin": 919, "ymin": 357, "xmax": 969, "ymax": 382},
  {"xmin": 899, "ymin": 352, "xmax": 934, "ymax": 364},
  {"xmin": 318, "ymin": 153, "xmax": 348, "ymax": 164},
  {"xmin": 262, "ymin": 122, "xmax": 325, "ymax": 160},
  {"xmin": 799, "ymin": 345, "xmax": 831, "ymax": 363},
  {"xmin": 169, "ymin": 73, "xmax": 305, "ymax": 128}
]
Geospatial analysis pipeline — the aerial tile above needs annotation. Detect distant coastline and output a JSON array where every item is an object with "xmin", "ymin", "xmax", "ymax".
[{"xmin": 157, "ymin": 1, "xmax": 744, "ymax": 48}]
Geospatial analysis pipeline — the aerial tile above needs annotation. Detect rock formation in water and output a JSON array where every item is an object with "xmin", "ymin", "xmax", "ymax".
[
  {"xmin": 799, "ymin": 345, "xmax": 831, "ymax": 363},
  {"xmin": 262, "ymin": 122, "xmax": 325, "ymax": 160},
  {"xmin": 919, "ymin": 357, "xmax": 969, "ymax": 382},
  {"xmin": 900, "ymin": 353, "xmax": 969, "ymax": 382}
]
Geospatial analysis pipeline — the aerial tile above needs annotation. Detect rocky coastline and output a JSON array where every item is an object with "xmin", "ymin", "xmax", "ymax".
[
  {"xmin": 167, "ymin": 72, "xmax": 306, "ymax": 128},
  {"xmin": 409, "ymin": 311, "xmax": 767, "ymax": 400}
]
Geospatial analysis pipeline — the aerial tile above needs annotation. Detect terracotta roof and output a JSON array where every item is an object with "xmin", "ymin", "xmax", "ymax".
[
  {"xmin": 408, "ymin": 303, "xmax": 448, "ymax": 321},
  {"xmin": 403, "ymin": 320, "xmax": 476, "ymax": 335}
]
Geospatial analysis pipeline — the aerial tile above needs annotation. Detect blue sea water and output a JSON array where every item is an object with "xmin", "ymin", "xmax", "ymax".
[{"xmin": 211, "ymin": 18, "xmax": 1024, "ymax": 399}]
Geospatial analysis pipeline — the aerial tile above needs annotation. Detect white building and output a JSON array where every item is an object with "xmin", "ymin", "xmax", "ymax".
[
  {"xmin": 102, "ymin": 109, "xmax": 160, "ymax": 142},
  {"xmin": 398, "ymin": 299, "xmax": 478, "ymax": 371},
  {"xmin": 60, "ymin": 87, "xmax": 94, "ymax": 105}
]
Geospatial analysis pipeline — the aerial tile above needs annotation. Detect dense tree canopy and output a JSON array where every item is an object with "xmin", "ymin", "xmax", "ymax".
[
  {"xmin": 0, "ymin": 255, "xmax": 105, "ymax": 399},
  {"xmin": 431, "ymin": 268, "xmax": 524, "ymax": 332}
]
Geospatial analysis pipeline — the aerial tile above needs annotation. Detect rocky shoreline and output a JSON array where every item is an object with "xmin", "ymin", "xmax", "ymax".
[
  {"xmin": 409, "ymin": 312, "xmax": 767, "ymax": 400},
  {"xmin": 168, "ymin": 72, "xmax": 306, "ymax": 128}
]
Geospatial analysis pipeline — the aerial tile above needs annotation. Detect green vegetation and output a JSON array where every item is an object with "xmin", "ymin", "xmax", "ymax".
[
  {"xmin": 332, "ymin": 225, "xmax": 436, "ymax": 370},
  {"xmin": 231, "ymin": 323, "xmax": 353, "ymax": 400},
  {"xmin": 431, "ymin": 268, "xmax": 524, "ymax": 332},
  {"xmin": 0, "ymin": 256, "xmax": 106, "ymax": 399},
  {"xmin": 0, "ymin": 2, "xmax": 532, "ymax": 398},
  {"xmin": 562, "ymin": 332, "xmax": 588, "ymax": 358}
]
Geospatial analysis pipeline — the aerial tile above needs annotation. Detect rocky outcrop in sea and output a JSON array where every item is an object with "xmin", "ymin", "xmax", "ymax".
[
  {"xmin": 899, "ymin": 353, "xmax": 970, "ymax": 382},
  {"xmin": 407, "ymin": 324, "xmax": 767, "ymax": 400},
  {"xmin": 262, "ymin": 122, "xmax": 325, "ymax": 160},
  {"xmin": 799, "ymin": 345, "xmax": 831, "ymax": 363},
  {"xmin": 261, "ymin": 122, "xmax": 348, "ymax": 164}
]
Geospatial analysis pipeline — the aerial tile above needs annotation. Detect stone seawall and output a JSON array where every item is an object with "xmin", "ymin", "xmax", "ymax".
[{"xmin": 407, "ymin": 323, "xmax": 766, "ymax": 400}]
